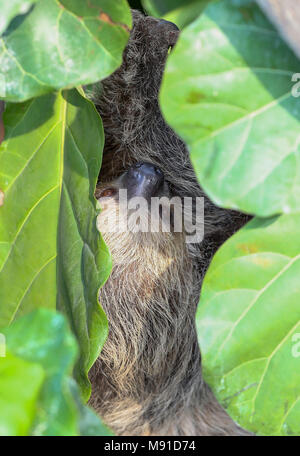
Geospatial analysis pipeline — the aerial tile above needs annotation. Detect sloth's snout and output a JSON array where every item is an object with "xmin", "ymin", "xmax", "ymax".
[{"xmin": 121, "ymin": 162, "xmax": 165, "ymax": 199}]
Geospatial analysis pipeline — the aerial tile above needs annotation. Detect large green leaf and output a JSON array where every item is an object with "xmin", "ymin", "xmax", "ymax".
[
  {"xmin": 0, "ymin": 309, "xmax": 111, "ymax": 436},
  {"xmin": 142, "ymin": 0, "xmax": 210, "ymax": 29},
  {"xmin": 161, "ymin": 0, "xmax": 300, "ymax": 216},
  {"xmin": 0, "ymin": 101, "xmax": 4, "ymax": 145},
  {"xmin": 0, "ymin": 351, "xmax": 44, "ymax": 436},
  {"xmin": 142, "ymin": 0, "xmax": 198, "ymax": 17},
  {"xmin": 163, "ymin": 1, "xmax": 210, "ymax": 29},
  {"xmin": 0, "ymin": 89, "xmax": 112, "ymax": 399},
  {"xmin": 0, "ymin": 0, "xmax": 38, "ymax": 36},
  {"xmin": 0, "ymin": 0, "xmax": 131, "ymax": 102},
  {"xmin": 69, "ymin": 378, "xmax": 113, "ymax": 436},
  {"xmin": 196, "ymin": 215, "xmax": 300, "ymax": 435}
]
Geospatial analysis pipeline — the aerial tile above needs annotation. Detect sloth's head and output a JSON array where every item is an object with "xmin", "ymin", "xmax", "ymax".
[
  {"xmin": 93, "ymin": 163, "xmax": 201, "ymax": 412},
  {"xmin": 96, "ymin": 162, "xmax": 190, "ymax": 288}
]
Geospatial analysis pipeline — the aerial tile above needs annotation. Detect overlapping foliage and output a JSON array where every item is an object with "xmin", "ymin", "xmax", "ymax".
[
  {"xmin": 0, "ymin": 0, "xmax": 132, "ymax": 101},
  {"xmin": 0, "ymin": 0, "xmax": 299, "ymax": 436},
  {"xmin": 0, "ymin": 309, "xmax": 112, "ymax": 435}
]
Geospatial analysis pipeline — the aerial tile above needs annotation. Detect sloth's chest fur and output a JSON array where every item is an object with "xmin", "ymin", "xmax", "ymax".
[{"xmin": 88, "ymin": 247, "xmax": 203, "ymax": 435}]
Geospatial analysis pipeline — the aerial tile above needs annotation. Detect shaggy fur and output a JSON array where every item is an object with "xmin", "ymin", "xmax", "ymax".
[{"xmin": 88, "ymin": 10, "xmax": 250, "ymax": 436}]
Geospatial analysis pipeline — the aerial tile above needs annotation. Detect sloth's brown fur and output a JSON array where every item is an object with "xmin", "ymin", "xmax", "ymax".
[{"xmin": 88, "ymin": 10, "xmax": 250, "ymax": 436}]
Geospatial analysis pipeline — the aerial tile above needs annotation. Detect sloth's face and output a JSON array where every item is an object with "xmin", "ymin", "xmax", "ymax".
[
  {"xmin": 96, "ymin": 162, "xmax": 187, "ymax": 272},
  {"xmin": 97, "ymin": 162, "xmax": 169, "ymax": 202}
]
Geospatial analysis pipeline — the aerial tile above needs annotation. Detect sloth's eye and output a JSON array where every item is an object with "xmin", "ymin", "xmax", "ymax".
[{"xmin": 100, "ymin": 188, "xmax": 117, "ymax": 198}]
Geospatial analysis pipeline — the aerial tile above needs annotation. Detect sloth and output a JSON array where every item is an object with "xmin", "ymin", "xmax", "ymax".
[{"xmin": 88, "ymin": 10, "xmax": 250, "ymax": 436}]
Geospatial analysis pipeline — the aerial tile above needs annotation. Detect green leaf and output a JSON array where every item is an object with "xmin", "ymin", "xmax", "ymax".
[
  {"xmin": 163, "ymin": 1, "xmax": 210, "ymax": 29},
  {"xmin": 0, "ymin": 89, "xmax": 112, "ymax": 400},
  {"xmin": 69, "ymin": 378, "xmax": 113, "ymax": 436},
  {"xmin": 0, "ymin": 0, "xmax": 38, "ymax": 36},
  {"xmin": 0, "ymin": 351, "xmax": 44, "ymax": 436},
  {"xmin": 160, "ymin": 0, "xmax": 300, "ymax": 216},
  {"xmin": 142, "ymin": 0, "xmax": 198, "ymax": 17},
  {"xmin": 196, "ymin": 214, "xmax": 300, "ymax": 435},
  {"xmin": 2, "ymin": 308, "xmax": 78, "ymax": 435},
  {"xmin": 0, "ymin": 309, "xmax": 111, "ymax": 436},
  {"xmin": 0, "ymin": 0, "xmax": 131, "ymax": 102}
]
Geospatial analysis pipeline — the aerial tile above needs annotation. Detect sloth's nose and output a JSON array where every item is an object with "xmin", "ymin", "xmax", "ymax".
[{"xmin": 121, "ymin": 162, "xmax": 164, "ymax": 199}]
